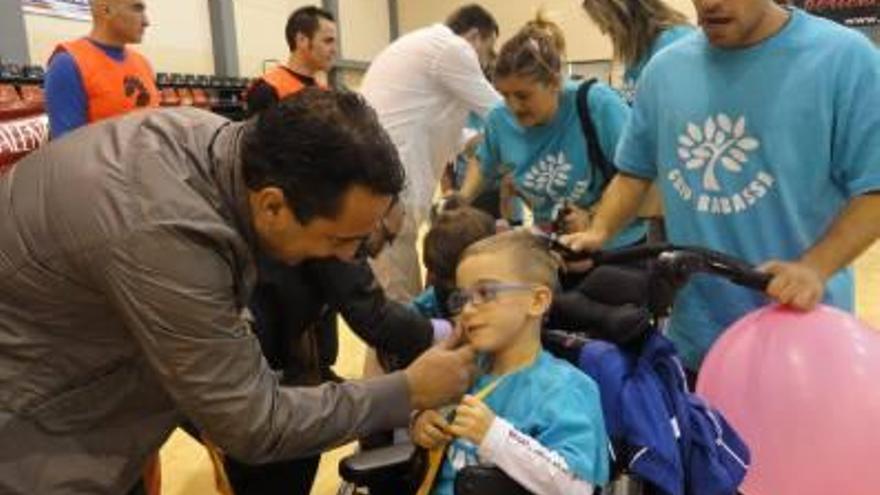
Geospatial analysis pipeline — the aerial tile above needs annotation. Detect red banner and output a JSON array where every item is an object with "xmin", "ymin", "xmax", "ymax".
[
  {"xmin": 22, "ymin": 0, "xmax": 91, "ymax": 22},
  {"xmin": 792, "ymin": 0, "xmax": 880, "ymax": 26},
  {"xmin": 0, "ymin": 113, "xmax": 49, "ymax": 172}
]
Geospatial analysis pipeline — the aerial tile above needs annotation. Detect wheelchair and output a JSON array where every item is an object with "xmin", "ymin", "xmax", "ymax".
[{"xmin": 337, "ymin": 244, "xmax": 769, "ymax": 495}]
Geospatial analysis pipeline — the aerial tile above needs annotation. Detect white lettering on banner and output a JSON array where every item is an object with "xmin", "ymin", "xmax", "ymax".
[
  {"xmin": 0, "ymin": 115, "xmax": 49, "ymax": 158},
  {"xmin": 0, "ymin": 128, "xmax": 16, "ymax": 154},
  {"xmin": 670, "ymin": 113, "xmax": 775, "ymax": 215},
  {"xmin": 803, "ymin": 0, "xmax": 878, "ymax": 10}
]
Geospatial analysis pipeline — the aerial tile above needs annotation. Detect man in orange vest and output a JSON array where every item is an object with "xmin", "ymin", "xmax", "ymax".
[
  {"xmin": 44, "ymin": 0, "xmax": 158, "ymax": 139},
  {"xmin": 245, "ymin": 6, "xmax": 337, "ymax": 115}
]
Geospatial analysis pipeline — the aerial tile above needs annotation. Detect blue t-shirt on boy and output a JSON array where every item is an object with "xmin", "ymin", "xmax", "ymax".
[{"xmin": 432, "ymin": 350, "xmax": 609, "ymax": 495}]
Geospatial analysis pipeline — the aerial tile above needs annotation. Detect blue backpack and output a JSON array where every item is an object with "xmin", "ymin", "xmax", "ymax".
[{"xmin": 578, "ymin": 331, "xmax": 749, "ymax": 495}]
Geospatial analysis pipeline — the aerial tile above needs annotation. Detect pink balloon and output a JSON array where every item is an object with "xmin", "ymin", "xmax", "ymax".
[{"xmin": 697, "ymin": 304, "xmax": 880, "ymax": 495}]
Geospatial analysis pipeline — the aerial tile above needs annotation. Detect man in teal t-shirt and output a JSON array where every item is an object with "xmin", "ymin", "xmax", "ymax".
[{"xmin": 564, "ymin": 3, "xmax": 880, "ymax": 370}]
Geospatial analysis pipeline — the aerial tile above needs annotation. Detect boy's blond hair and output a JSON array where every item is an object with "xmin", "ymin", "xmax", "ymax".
[{"xmin": 459, "ymin": 230, "xmax": 560, "ymax": 290}]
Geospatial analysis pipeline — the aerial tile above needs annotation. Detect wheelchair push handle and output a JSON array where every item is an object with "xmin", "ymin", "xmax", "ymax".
[
  {"xmin": 534, "ymin": 234, "xmax": 773, "ymax": 293},
  {"xmin": 693, "ymin": 247, "xmax": 773, "ymax": 292},
  {"xmin": 594, "ymin": 244, "xmax": 773, "ymax": 292}
]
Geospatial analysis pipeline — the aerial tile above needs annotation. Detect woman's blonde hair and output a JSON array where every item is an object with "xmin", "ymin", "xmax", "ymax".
[
  {"xmin": 581, "ymin": 0, "xmax": 690, "ymax": 67},
  {"xmin": 494, "ymin": 10, "xmax": 566, "ymax": 85}
]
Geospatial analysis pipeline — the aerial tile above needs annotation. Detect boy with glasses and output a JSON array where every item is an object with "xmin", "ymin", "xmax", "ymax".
[{"xmin": 412, "ymin": 230, "xmax": 609, "ymax": 495}]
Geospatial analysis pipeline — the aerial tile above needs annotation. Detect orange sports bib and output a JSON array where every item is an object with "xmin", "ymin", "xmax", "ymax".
[{"xmin": 52, "ymin": 38, "xmax": 160, "ymax": 123}]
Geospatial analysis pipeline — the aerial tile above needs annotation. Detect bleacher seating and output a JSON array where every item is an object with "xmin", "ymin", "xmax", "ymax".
[
  {"xmin": 0, "ymin": 64, "xmax": 23, "ymax": 84},
  {"xmin": 19, "ymin": 85, "xmax": 44, "ymax": 106},
  {"xmin": 154, "ymin": 71, "xmax": 250, "ymax": 118},
  {"xmin": 177, "ymin": 87, "xmax": 194, "ymax": 106},
  {"xmin": 160, "ymin": 87, "xmax": 181, "ymax": 106},
  {"xmin": 191, "ymin": 88, "xmax": 210, "ymax": 108},
  {"xmin": 1, "ymin": 62, "xmax": 252, "ymax": 172}
]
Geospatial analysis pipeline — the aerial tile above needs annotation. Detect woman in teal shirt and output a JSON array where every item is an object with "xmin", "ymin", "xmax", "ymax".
[
  {"xmin": 581, "ymin": 0, "xmax": 695, "ymax": 104},
  {"xmin": 459, "ymin": 16, "xmax": 646, "ymax": 248},
  {"xmin": 580, "ymin": 0, "xmax": 694, "ymax": 229}
]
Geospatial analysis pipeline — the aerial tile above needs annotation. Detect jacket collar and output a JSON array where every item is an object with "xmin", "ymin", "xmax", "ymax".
[{"xmin": 209, "ymin": 119, "xmax": 259, "ymax": 251}]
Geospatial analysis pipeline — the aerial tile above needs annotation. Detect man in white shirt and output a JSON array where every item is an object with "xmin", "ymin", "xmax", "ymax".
[{"xmin": 361, "ymin": 4, "xmax": 502, "ymax": 302}]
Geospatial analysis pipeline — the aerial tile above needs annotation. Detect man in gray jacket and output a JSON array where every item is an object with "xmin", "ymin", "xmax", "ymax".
[{"xmin": 0, "ymin": 89, "xmax": 476, "ymax": 494}]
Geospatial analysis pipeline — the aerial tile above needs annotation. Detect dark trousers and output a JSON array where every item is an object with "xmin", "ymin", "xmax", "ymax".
[
  {"xmin": 317, "ymin": 313, "xmax": 339, "ymax": 372},
  {"xmin": 126, "ymin": 480, "xmax": 146, "ymax": 495},
  {"xmin": 224, "ymin": 455, "xmax": 321, "ymax": 495}
]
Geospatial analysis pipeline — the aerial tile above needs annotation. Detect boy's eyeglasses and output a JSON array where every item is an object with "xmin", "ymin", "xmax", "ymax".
[{"xmin": 447, "ymin": 282, "xmax": 536, "ymax": 315}]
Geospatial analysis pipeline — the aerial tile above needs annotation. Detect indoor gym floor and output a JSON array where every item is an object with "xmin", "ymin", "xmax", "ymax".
[{"xmin": 159, "ymin": 241, "xmax": 880, "ymax": 495}]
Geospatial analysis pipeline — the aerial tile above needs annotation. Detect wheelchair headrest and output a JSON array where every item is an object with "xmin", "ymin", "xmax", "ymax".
[{"xmin": 547, "ymin": 262, "xmax": 677, "ymax": 346}]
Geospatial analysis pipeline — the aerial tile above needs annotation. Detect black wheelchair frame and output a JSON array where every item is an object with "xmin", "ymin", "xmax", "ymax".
[{"xmin": 337, "ymin": 244, "xmax": 770, "ymax": 495}]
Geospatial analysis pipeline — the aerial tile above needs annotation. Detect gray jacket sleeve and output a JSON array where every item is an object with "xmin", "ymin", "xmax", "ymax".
[{"xmin": 96, "ymin": 227, "xmax": 411, "ymax": 463}]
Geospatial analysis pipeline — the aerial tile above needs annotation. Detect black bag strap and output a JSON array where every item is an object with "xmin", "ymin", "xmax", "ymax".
[{"xmin": 576, "ymin": 78, "xmax": 617, "ymax": 186}]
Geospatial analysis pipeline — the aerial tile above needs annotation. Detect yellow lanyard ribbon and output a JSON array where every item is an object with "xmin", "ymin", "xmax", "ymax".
[{"xmin": 415, "ymin": 377, "xmax": 503, "ymax": 495}]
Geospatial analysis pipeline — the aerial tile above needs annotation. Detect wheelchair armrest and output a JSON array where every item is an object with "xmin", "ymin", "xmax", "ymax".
[
  {"xmin": 454, "ymin": 465, "xmax": 531, "ymax": 495},
  {"xmin": 338, "ymin": 442, "xmax": 416, "ymax": 486}
]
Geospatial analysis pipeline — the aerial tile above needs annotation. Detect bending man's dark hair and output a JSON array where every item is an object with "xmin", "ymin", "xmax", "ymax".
[
  {"xmin": 242, "ymin": 88, "xmax": 406, "ymax": 224},
  {"xmin": 286, "ymin": 6, "xmax": 335, "ymax": 51},
  {"xmin": 446, "ymin": 4, "xmax": 499, "ymax": 38}
]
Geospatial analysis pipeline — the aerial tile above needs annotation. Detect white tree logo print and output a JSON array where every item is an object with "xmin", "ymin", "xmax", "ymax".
[
  {"xmin": 678, "ymin": 114, "xmax": 760, "ymax": 192},
  {"xmin": 567, "ymin": 180, "xmax": 590, "ymax": 202},
  {"xmin": 523, "ymin": 152, "xmax": 572, "ymax": 199}
]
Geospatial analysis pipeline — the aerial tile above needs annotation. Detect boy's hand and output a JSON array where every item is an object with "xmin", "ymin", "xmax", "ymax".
[
  {"xmin": 412, "ymin": 410, "xmax": 452, "ymax": 449},
  {"xmin": 448, "ymin": 395, "xmax": 496, "ymax": 445}
]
